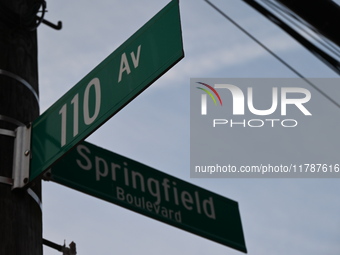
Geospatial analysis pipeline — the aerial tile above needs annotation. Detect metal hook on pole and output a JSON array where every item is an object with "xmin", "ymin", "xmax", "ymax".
[
  {"xmin": 41, "ymin": 18, "xmax": 62, "ymax": 30},
  {"xmin": 32, "ymin": 0, "xmax": 62, "ymax": 31}
]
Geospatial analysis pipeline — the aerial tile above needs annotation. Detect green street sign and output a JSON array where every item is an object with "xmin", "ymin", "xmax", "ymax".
[
  {"xmin": 48, "ymin": 141, "xmax": 247, "ymax": 253},
  {"xmin": 30, "ymin": 0, "xmax": 184, "ymax": 181}
]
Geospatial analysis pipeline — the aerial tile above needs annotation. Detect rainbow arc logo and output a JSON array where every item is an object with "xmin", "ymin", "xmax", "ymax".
[{"xmin": 196, "ymin": 82, "xmax": 223, "ymax": 115}]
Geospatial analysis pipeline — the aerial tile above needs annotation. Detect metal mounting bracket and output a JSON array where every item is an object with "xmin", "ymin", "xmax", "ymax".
[{"xmin": 12, "ymin": 125, "xmax": 31, "ymax": 189}]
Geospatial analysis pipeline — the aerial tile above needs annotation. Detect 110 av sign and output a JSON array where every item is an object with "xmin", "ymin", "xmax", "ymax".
[{"xmin": 29, "ymin": 0, "xmax": 184, "ymax": 181}]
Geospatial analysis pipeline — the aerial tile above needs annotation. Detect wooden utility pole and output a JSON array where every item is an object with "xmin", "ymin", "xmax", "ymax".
[{"xmin": 0, "ymin": 0, "xmax": 42, "ymax": 254}]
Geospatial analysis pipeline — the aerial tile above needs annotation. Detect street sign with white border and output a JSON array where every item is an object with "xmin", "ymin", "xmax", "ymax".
[
  {"xmin": 30, "ymin": 0, "xmax": 184, "ymax": 182},
  {"xmin": 48, "ymin": 140, "xmax": 247, "ymax": 253}
]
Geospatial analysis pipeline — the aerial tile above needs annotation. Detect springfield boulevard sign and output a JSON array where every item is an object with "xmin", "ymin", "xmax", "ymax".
[
  {"xmin": 30, "ymin": 0, "xmax": 184, "ymax": 181},
  {"xmin": 48, "ymin": 141, "xmax": 247, "ymax": 253}
]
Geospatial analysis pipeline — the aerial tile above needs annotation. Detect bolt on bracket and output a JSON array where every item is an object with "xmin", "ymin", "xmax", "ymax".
[{"xmin": 12, "ymin": 125, "xmax": 31, "ymax": 189}]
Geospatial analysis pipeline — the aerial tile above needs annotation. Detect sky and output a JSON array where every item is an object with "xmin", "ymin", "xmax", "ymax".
[{"xmin": 37, "ymin": 0, "xmax": 340, "ymax": 254}]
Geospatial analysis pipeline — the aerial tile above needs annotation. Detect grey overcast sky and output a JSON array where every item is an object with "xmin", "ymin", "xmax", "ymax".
[{"xmin": 38, "ymin": 1, "xmax": 339, "ymax": 255}]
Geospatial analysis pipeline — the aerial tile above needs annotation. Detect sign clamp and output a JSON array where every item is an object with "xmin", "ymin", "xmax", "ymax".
[
  {"xmin": 0, "ymin": 114, "xmax": 27, "ymax": 187},
  {"xmin": 12, "ymin": 124, "xmax": 31, "ymax": 189}
]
